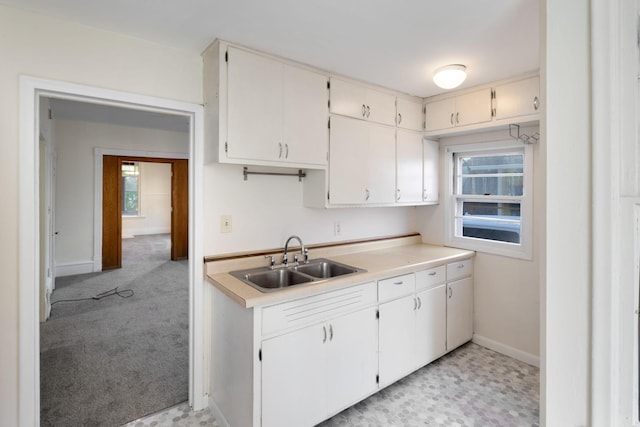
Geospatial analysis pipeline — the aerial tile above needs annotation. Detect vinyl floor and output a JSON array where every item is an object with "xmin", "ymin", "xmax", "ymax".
[{"xmin": 122, "ymin": 342, "xmax": 539, "ymax": 427}]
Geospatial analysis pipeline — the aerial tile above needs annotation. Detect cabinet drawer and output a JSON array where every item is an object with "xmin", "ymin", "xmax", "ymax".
[
  {"xmin": 262, "ymin": 282, "xmax": 376, "ymax": 336},
  {"xmin": 415, "ymin": 266, "xmax": 446, "ymax": 291},
  {"xmin": 446, "ymin": 259, "xmax": 473, "ymax": 281},
  {"xmin": 378, "ymin": 273, "xmax": 415, "ymax": 302}
]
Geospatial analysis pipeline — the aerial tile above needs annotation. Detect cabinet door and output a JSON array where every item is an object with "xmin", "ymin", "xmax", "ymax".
[
  {"xmin": 262, "ymin": 324, "xmax": 327, "ymax": 427},
  {"xmin": 397, "ymin": 98, "xmax": 424, "ymax": 131},
  {"xmin": 396, "ymin": 130, "xmax": 424, "ymax": 203},
  {"xmin": 329, "ymin": 116, "xmax": 368, "ymax": 204},
  {"xmin": 415, "ymin": 285, "xmax": 447, "ymax": 367},
  {"xmin": 454, "ymin": 88, "xmax": 492, "ymax": 127},
  {"xmin": 330, "ymin": 77, "xmax": 368, "ymax": 120},
  {"xmin": 425, "ymin": 97, "xmax": 456, "ymax": 131},
  {"xmin": 365, "ymin": 89, "xmax": 397, "ymax": 126},
  {"xmin": 366, "ymin": 123, "xmax": 396, "ymax": 204},
  {"xmin": 378, "ymin": 294, "xmax": 416, "ymax": 387},
  {"xmin": 423, "ymin": 139, "xmax": 439, "ymax": 203},
  {"xmin": 446, "ymin": 276, "xmax": 474, "ymax": 351},
  {"xmin": 494, "ymin": 76, "xmax": 540, "ymax": 120},
  {"xmin": 226, "ymin": 47, "xmax": 283, "ymax": 161},
  {"xmin": 326, "ymin": 307, "xmax": 378, "ymax": 414},
  {"xmin": 283, "ymin": 65, "xmax": 328, "ymax": 165}
]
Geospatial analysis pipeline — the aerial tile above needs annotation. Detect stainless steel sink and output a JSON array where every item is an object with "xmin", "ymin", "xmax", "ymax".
[
  {"xmin": 229, "ymin": 258, "xmax": 365, "ymax": 293},
  {"xmin": 294, "ymin": 258, "xmax": 362, "ymax": 279},
  {"xmin": 244, "ymin": 269, "xmax": 313, "ymax": 290}
]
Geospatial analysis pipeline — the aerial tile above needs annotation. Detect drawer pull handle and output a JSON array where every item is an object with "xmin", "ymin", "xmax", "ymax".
[
  {"xmin": 322, "ymin": 325, "xmax": 327, "ymax": 343},
  {"xmin": 428, "ymin": 272, "xmax": 437, "ymax": 276},
  {"xmin": 393, "ymin": 281, "xmax": 403, "ymax": 285},
  {"xmin": 417, "ymin": 297, "xmax": 422, "ymax": 310},
  {"xmin": 413, "ymin": 298, "xmax": 418, "ymax": 310},
  {"xmin": 329, "ymin": 324, "xmax": 334, "ymax": 341},
  {"xmin": 448, "ymin": 287, "xmax": 453, "ymax": 298}
]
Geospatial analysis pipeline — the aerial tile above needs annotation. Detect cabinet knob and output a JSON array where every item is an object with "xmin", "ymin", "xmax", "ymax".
[
  {"xmin": 329, "ymin": 324, "xmax": 334, "ymax": 341},
  {"xmin": 322, "ymin": 325, "xmax": 327, "ymax": 343},
  {"xmin": 417, "ymin": 297, "xmax": 422, "ymax": 310},
  {"xmin": 413, "ymin": 297, "xmax": 418, "ymax": 310},
  {"xmin": 366, "ymin": 105, "xmax": 371, "ymax": 118},
  {"xmin": 533, "ymin": 96, "xmax": 539, "ymax": 111},
  {"xmin": 423, "ymin": 189, "xmax": 428, "ymax": 201},
  {"xmin": 362, "ymin": 104, "xmax": 367, "ymax": 117},
  {"xmin": 455, "ymin": 112, "xmax": 459, "ymax": 124},
  {"xmin": 278, "ymin": 142, "xmax": 283, "ymax": 159},
  {"xmin": 285, "ymin": 143, "xmax": 289, "ymax": 159},
  {"xmin": 450, "ymin": 113, "xmax": 454, "ymax": 125},
  {"xmin": 396, "ymin": 188, "xmax": 401, "ymax": 201},
  {"xmin": 448, "ymin": 286, "xmax": 453, "ymax": 298},
  {"xmin": 397, "ymin": 113, "xmax": 402, "ymax": 125},
  {"xmin": 365, "ymin": 188, "xmax": 370, "ymax": 201}
]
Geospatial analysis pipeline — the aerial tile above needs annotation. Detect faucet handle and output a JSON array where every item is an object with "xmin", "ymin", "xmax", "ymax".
[{"xmin": 264, "ymin": 255, "xmax": 275, "ymax": 269}]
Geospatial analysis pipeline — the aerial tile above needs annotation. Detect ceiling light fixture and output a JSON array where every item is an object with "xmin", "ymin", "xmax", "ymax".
[{"xmin": 433, "ymin": 64, "xmax": 467, "ymax": 89}]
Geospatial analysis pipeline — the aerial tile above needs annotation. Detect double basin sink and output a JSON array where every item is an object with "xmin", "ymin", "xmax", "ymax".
[{"xmin": 230, "ymin": 258, "xmax": 366, "ymax": 293}]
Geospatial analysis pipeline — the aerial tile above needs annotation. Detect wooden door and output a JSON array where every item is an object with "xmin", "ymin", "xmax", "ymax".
[
  {"xmin": 102, "ymin": 155, "xmax": 122, "ymax": 269},
  {"xmin": 102, "ymin": 156, "xmax": 189, "ymax": 269},
  {"xmin": 171, "ymin": 159, "xmax": 188, "ymax": 260}
]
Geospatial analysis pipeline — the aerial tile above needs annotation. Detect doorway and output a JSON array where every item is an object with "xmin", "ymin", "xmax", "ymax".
[
  {"xmin": 102, "ymin": 155, "xmax": 189, "ymax": 270},
  {"xmin": 18, "ymin": 76, "xmax": 205, "ymax": 426}
]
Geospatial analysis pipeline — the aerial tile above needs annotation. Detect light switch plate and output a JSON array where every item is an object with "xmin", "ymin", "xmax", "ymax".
[{"xmin": 220, "ymin": 215, "xmax": 232, "ymax": 233}]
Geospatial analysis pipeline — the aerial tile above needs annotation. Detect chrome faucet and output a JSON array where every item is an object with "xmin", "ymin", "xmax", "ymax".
[{"xmin": 283, "ymin": 235, "xmax": 308, "ymax": 266}]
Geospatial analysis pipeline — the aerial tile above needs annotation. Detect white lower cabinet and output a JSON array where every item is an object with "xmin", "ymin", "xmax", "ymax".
[
  {"xmin": 446, "ymin": 259, "xmax": 474, "ymax": 351},
  {"xmin": 261, "ymin": 306, "xmax": 378, "ymax": 427},
  {"xmin": 378, "ymin": 268, "xmax": 447, "ymax": 387}
]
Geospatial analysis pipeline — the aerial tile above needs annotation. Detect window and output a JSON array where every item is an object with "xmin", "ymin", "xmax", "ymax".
[
  {"xmin": 122, "ymin": 161, "xmax": 140, "ymax": 216},
  {"xmin": 445, "ymin": 142, "xmax": 532, "ymax": 259}
]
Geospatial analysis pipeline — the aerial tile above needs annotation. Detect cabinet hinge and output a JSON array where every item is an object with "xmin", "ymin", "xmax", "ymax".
[
  {"xmin": 225, "ymin": 50, "xmax": 228, "ymax": 63},
  {"xmin": 328, "ymin": 99, "xmax": 330, "ymax": 109},
  {"xmin": 224, "ymin": 142, "xmax": 228, "ymax": 153},
  {"xmin": 259, "ymin": 348, "xmax": 262, "ymax": 361},
  {"xmin": 376, "ymin": 309, "xmax": 379, "ymax": 319},
  {"xmin": 376, "ymin": 374, "xmax": 379, "ymax": 384},
  {"xmin": 327, "ymin": 80, "xmax": 330, "ymax": 89},
  {"xmin": 328, "ymin": 118, "xmax": 330, "ymax": 129}
]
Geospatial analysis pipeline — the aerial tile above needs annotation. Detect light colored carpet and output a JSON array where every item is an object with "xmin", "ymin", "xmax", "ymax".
[{"xmin": 40, "ymin": 234, "xmax": 189, "ymax": 427}]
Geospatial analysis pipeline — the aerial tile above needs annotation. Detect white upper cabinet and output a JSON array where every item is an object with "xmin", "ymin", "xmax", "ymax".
[
  {"xmin": 204, "ymin": 43, "xmax": 328, "ymax": 168},
  {"xmin": 493, "ymin": 76, "xmax": 540, "ymax": 121},
  {"xmin": 423, "ymin": 139, "xmax": 439, "ymax": 203},
  {"xmin": 330, "ymin": 77, "xmax": 396, "ymax": 126},
  {"xmin": 282, "ymin": 64, "xmax": 330, "ymax": 165},
  {"xmin": 227, "ymin": 47, "xmax": 283, "ymax": 162},
  {"xmin": 396, "ymin": 98, "xmax": 424, "ymax": 131},
  {"xmin": 396, "ymin": 130, "xmax": 424, "ymax": 204},
  {"xmin": 425, "ymin": 88, "xmax": 492, "ymax": 132},
  {"xmin": 328, "ymin": 115, "xmax": 395, "ymax": 205}
]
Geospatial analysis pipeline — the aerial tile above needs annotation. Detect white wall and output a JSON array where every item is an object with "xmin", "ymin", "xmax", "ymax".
[
  {"xmin": 0, "ymin": 6, "xmax": 201, "ymax": 424},
  {"xmin": 202, "ymin": 162, "xmax": 419, "ymax": 255},
  {"xmin": 122, "ymin": 162, "xmax": 172, "ymax": 238},
  {"xmin": 418, "ymin": 126, "xmax": 541, "ymax": 364},
  {"xmin": 53, "ymin": 118, "xmax": 188, "ymax": 271}
]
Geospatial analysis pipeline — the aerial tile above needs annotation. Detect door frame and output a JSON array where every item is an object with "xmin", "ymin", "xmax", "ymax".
[
  {"xmin": 95, "ymin": 150, "xmax": 189, "ymax": 271},
  {"xmin": 18, "ymin": 76, "xmax": 205, "ymax": 426}
]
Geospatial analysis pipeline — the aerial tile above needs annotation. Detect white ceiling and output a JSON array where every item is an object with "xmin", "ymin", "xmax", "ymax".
[{"xmin": 1, "ymin": 0, "xmax": 539, "ymax": 98}]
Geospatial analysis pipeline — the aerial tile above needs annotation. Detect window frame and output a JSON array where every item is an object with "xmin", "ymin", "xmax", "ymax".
[{"xmin": 444, "ymin": 140, "xmax": 533, "ymax": 260}]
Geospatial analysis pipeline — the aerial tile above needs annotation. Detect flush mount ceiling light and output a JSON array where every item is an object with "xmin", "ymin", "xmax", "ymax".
[{"xmin": 433, "ymin": 64, "xmax": 467, "ymax": 89}]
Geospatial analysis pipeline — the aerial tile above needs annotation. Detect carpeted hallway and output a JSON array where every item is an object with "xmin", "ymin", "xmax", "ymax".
[{"xmin": 40, "ymin": 234, "xmax": 189, "ymax": 427}]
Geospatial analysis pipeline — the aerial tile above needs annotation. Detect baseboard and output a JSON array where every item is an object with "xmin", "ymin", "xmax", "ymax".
[
  {"xmin": 208, "ymin": 395, "xmax": 230, "ymax": 427},
  {"xmin": 472, "ymin": 334, "xmax": 540, "ymax": 367},
  {"xmin": 55, "ymin": 260, "xmax": 95, "ymax": 277}
]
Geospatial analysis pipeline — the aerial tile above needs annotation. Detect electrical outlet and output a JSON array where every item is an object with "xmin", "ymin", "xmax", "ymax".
[
  {"xmin": 333, "ymin": 221, "xmax": 341, "ymax": 236},
  {"xmin": 220, "ymin": 215, "xmax": 232, "ymax": 233}
]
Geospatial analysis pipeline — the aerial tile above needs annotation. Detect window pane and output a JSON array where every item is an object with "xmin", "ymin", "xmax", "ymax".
[
  {"xmin": 459, "ymin": 201, "xmax": 521, "ymax": 244},
  {"xmin": 122, "ymin": 161, "xmax": 139, "ymax": 216},
  {"xmin": 459, "ymin": 154, "xmax": 523, "ymax": 175},
  {"xmin": 461, "ymin": 176, "xmax": 523, "ymax": 196}
]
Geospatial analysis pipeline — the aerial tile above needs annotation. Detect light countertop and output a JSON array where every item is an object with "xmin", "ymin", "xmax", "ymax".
[{"xmin": 206, "ymin": 237, "xmax": 474, "ymax": 309}]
